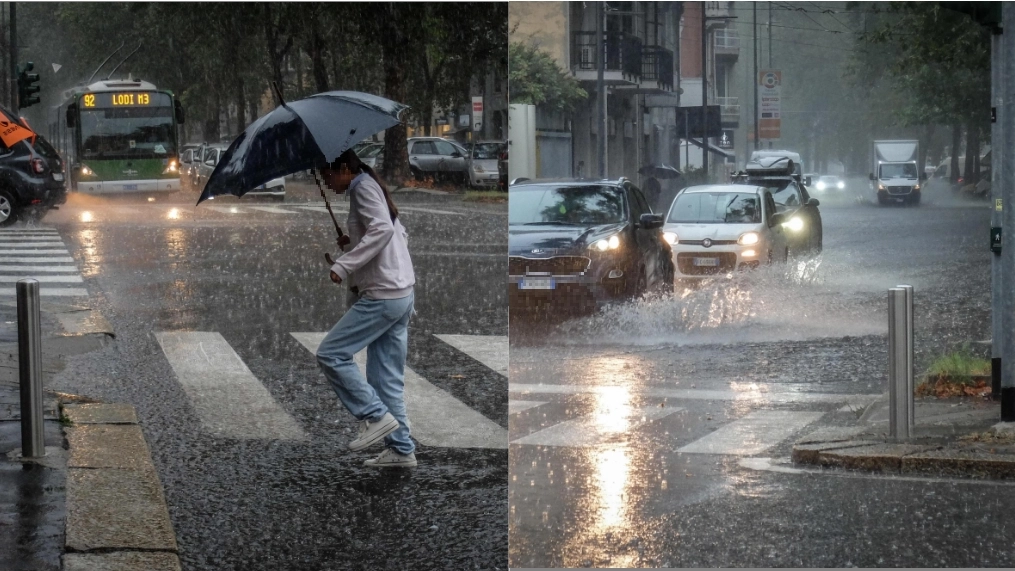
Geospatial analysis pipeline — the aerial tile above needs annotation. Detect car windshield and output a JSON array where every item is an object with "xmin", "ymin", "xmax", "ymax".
[
  {"xmin": 360, "ymin": 144, "xmax": 384, "ymax": 158},
  {"xmin": 32, "ymin": 136, "xmax": 60, "ymax": 160},
  {"xmin": 510, "ymin": 185, "xmax": 627, "ymax": 226},
  {"xmin": 880, "ymin": 163, "xmax": 918, "ymax": 178},
  {"xmin": 472, "ymin": 142, "xmax": 505, "ymax": 159},
  {"xmin": 669, "ymin": 192, "xmax": 762, "ymax": 224}
]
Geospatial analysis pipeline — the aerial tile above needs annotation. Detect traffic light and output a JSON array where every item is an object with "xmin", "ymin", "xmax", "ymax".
[{"xmin": 17, "ymin": 62, "xmax": 40, "ymax": 109}]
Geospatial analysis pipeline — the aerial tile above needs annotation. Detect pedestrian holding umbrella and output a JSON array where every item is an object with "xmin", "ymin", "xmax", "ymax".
[{"xmin": 198, "ymin": 89, "xmax": 419, "ymax": 468}]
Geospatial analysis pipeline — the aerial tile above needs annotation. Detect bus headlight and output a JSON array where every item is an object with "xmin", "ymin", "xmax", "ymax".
[
  {"xmin": 815, "ymin": 181, "xmax": 826, "ymax": 190},
  {"xmin": 782, "ymin": 217, "xmax": 805, "ymax": 232},
  {"xmin": 164, "ymin": 160, "xmax": 178, "ymax": 174},
  {"xmin": 80, "ymin": 165, "xmax": 93, "ymax": 176}
]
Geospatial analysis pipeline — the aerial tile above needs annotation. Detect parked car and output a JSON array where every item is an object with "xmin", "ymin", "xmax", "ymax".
[
  {"xmin": 663, "ymin": 184, "xmax": 789, "ymax": 283},
  {"xmin": 508, "ymin": 178, "xmax": 674, "ymax": 316},
  {"xmin": 358, "ymin": 142, "xmax": 385, "ymax": 170},
  {"xmin": 178, "ymin": 144, "xmax": 201, "ymax": 192},
  {"xmin": 467, "ymin": 141, "xmax": 506, "ymax": 188},
  {"xmin": 407, "ymin": 136, "xmax": 468, "ymax": 183},
  {"xmin": 196, "ymin": 143, "xmax": 284, "ymax": 199},
  {"xmin": 0, "ymin": 131, "xmax": 67, "ymax": 226},
  {"xmin": 733, "ymin": 157, "xmax": 822, "ymax": 256},
  {"xmin": 498, "ymin": 148, "xmax": 508, "ymax": 191}
]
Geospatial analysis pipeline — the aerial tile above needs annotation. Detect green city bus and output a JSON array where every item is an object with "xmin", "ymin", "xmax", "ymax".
[{"xmin": 53, "ymin": 78, "xmax": 185, "ymax": 194}]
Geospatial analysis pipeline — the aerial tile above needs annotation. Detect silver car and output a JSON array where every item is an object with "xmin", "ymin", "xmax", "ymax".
[
  {"xmin": 468, "ymin": 141, "xmax": 506, "ymax": 188},
  {"xmin": 196, "ymin": 143, "xmax": 285, "ymax": 200},
  {"xmin": 407, "ymin": 136, "xmax": 468, "ymax": 183},
  {"xmin": 662, "ymin": 184, "xmax": 790, "ymax": 280}
]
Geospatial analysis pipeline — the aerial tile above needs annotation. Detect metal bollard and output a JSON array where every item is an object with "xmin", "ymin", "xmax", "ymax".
[
  {"xmin": 17, "ymin": 279, "xmax": 45, "ymax": 458},
  {"xmin": 888, "ymin": 286, "xmax": 914, "ymax": 440}
]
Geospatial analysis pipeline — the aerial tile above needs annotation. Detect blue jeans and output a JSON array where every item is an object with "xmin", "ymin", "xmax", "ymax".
[{"xmin": 316, "ymin": 292, "xmax": 415, "ymax": 455}]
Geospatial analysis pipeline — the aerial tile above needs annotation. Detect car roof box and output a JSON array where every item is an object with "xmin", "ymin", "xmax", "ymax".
[{"xmin": 745, "ymin": 156, "xmax": 795, "ymax": 176}]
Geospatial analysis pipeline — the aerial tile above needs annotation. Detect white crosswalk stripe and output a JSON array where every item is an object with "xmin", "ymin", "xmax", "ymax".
[
  {"xmin": 291, "ymin": 332, "xmax": 508, "ymax": 449},
  {"xmin": 509, "ymin": 400, "xmax": 547, "ymax": 414},
  {"xmin": 435, "ymin": 334, "xmax": 507, "ymax": 376},
  {"xmin": 677, "ymin": 410, "xmax": 824, "ymax": 455},
  {"xmin": 0, "ymin": 228, "xmax": 87, "ymax": 298},
  {"xmin": 512, "ymin": 406, "xmax": 683, "ymax": 447}
]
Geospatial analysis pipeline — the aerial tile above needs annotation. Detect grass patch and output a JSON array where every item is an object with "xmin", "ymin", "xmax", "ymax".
[
  {"xmin": 464, "ymin": 191, "xmax": 507, "ymax": 203},
  {"xmin": 915, "ymin": 345, "xmax": 991, "ymax": 398}
]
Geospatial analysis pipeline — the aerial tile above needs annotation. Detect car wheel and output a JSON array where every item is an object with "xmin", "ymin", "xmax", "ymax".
[
  {"xmin": 410, "ymin": 167, "xmax": 424, "ymax": 182},
  {"xmin": 0, "ymin": 189, "xmax": 19, "ymax": 227}
]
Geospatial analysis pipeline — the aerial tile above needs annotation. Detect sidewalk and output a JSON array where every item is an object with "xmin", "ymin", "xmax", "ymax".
[
  {"xmin": 792, "ymin": 393, "xmax": 1015, "ymax": 479},
  {"xmin": 0, "ymin": 301, "xmax": 181, "ymax": 570}
]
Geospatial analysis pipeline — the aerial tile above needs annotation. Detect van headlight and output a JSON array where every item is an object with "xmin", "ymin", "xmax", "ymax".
[
  {"xmin": 592, "ymin": 235, "xmax": 621, "ymax": 251},
  {"xmin": 738, "ymin": 232, "xmax": 760, "ymax": 245},
  {"xmin": 878, "ymin": 183, "xmax": 886, "ymax": 191},
  {"xmin": 782, "ymin": 217, "xmax": 805, "ymax": 232},
  {"xmin": 662, "ymin": 232, "xmax": 677, "ymax": 245},
  {"xmin": 837, "ymin": 181, "xmax": 845, "ymax": 189},
  {"xmin": 815, "ymin": 181, "xmax": 826, "ymax": 190}
]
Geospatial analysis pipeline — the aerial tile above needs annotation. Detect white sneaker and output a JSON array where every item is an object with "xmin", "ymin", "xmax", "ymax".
[
  {"xmin": 348, "ymin": 412, "xmax": 399, "ymax": 451},
  {"xmin": 364, "ymin": 448, "xmax": 417, "ymax": 468}
]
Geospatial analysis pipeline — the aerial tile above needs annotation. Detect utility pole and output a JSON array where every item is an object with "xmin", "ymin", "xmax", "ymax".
[
  {"xmin": 992, "ymin": 29, "xmax": 1004, "ymax": 401},
  {"xmin": 596, "ymin": 0, "xmax": 606, "ymax": 179},
  {"xmin": 753, "ymin": 2, "xmax": 759, "ymax": 151},
  {"xmin": 9, "ymin": 2, "xmax": 15, "ymax": 115},
  {"xmin": 700, "ymin": 1, "xmax": 708, "ymax": 175},
  {"xmin": 768, "ymin": 1, "xmax": 773, "ymax": 67},
  {"xmin": 1002, "ymin": 3, "xmax": 1015, "ymax": 420}
]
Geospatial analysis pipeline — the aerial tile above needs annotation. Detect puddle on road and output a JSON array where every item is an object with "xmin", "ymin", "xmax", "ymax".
[{"xmin": 556, "ymin": 260, "xmax": 885, "ymax": 347}]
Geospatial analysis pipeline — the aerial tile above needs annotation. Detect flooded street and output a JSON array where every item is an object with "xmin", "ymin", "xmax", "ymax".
[{"xmin": 508, "ymin": 183, "xmax": 1006, "ymax": 567}]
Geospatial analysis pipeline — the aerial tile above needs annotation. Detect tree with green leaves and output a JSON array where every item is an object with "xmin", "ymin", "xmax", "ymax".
[{"xmin": 508, "ymin": 42, "xmax": 587, "ymax": 112}]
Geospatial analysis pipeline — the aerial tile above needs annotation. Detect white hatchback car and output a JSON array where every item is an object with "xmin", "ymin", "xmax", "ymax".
[{"xmin": 662, "ymin": 184, "xmax": 790, "ymax": 280}]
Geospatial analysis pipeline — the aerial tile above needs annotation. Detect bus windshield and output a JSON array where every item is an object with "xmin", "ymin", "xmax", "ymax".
[{"xmin": 79, "ymin": 95, "xmax": 176, "ymax": 160}]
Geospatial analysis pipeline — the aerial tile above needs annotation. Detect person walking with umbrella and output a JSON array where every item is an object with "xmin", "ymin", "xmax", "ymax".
[{"xmin": 315, "ymin": 147, "xmax": 417, "ymax": 468}]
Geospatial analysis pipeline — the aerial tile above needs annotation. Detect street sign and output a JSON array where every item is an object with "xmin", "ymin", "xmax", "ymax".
[
  {"xmin": 472, "ymin": 96, "xmax": 484, "ymax": 132},
  {"xmin": 758, "ymin": 69, "xmax": 781, "ymax": 140},
  {"xmin": 676, "ymin": 105, "xmax": 722, "ymax": 139},
  {"xmin": 992, "ymin": 227, "xmax": 1002, "ymax": 254},
  {"xmin": 719, "ymin": 129, "xmax": 734, "ymax": 150}
]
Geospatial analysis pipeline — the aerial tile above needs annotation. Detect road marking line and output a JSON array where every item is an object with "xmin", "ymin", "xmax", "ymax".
[
  {"xmin": 0, "ymin": 257, "xmax": 75, "ymax": 263},
  {"xmin": 0, "ymin": 236, "xmax": 63, "ymax": 241},
  {"xmin": 0, "ymin": 249, "xmax": 69, "ymax": 254},
  {"xmin": 509, "ymin": 383, "xmax": 877, "ymax": 406},
  {"xmin": 510, "ymin": 406, "xmax": 682, "ymax": 447},
  {"xmin": 0, "ymin": 265, "xmax": 80, "ymax": 272},
  {"xmin": 291, "ymin": 332, "xmax": 507, "ymax": 449},
  {"xmin": 399, "ymin": 206, "xmax": 465, "ymax": 216},
  {"xmin": 289, "ymin": 205, "xmax": 350, "ymax": 214},
  {"xmin": 509, "ymin": 400, "xmax": 547, "ymax": 414},
  {"xmin": 156, "ymin": 332, "xmax": 308, "ymax": 441},
  {"xmin": 0, "ymin": 242, "xmax": 65, "ymax": 247},
  {"xmin": 0, "ymin": 287, "xmax": 88, "ymax": 297},
  {"xmin": 741, "ymin": 457, "xmax": 1015, "ymax": 486},
  {"xmin": 435, "ymin": 334, "xmax": 507, "ymax": 376},
  {"xmin": 0, "ymin": 275, "xmax": 82, "ymax": 283},
  {"xmin": 203, "ymin": 206, "xmax": 247, "ymax": 214},
  {"xmin": 0, "ymin": 229, "xmax": 59, "ymax": 234},
  {"xmin": 246, "ymin": 206, "xmax": 297, "ymax": 214},
  {"xmin": 678, "ymin": 410, "xmax": 824, "ymax": 455}
]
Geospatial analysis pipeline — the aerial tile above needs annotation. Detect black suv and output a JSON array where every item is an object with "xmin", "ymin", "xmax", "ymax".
[
  {"xmin": 0, "ymin": 113, "xmax": 66, "ymax": 226},
  {"xmin": 509, "ymin": 178, "xmax": 675, "ymax": 316}
]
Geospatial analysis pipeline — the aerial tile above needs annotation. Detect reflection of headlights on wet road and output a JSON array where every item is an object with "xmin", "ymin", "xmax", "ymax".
[
  {"xmin": 662, "ymin": 232, "xmax": 677, "ymax": 245},
  {"xmin": 815, "ymin": 181, "xmax": 826, "ymax": 190},
  {"xmin": 782, "ymin": 217, "xmax": 805, "ymax": 232},
  {"xmin": 742, "ymin": 249, "xmax": 757, "ymax": 258},
  {"xmin": 738, "ymin": 232, "xmax": 759, "ymax": 245},
  {"xmin": 593, "ymin": 235, "xmax": 621, "ymax": 251},
  {"xmin": 167, "ymin": 208, "xmax": 181, "ymax": 220}
]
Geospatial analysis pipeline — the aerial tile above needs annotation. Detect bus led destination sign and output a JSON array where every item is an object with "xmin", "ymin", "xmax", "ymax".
[{"xmin": 82, "ymin": 91, "xmax": 161, "ymax": 108}]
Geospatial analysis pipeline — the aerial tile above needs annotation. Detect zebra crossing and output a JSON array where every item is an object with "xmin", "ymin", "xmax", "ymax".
[
  {"xmin": 509, "ymin": 385, "xmax": 877, "ymax": 456},
  {"xmin": 84, "ymin": 202, "xmax": 467, "ymax": 218},
  {"xmin": 156, "ymin": 331, "xmax": 508, "ymax": 448},
  {"xmin": 0, "ymin": 227, "xmax": 87, "ymax": 297}
]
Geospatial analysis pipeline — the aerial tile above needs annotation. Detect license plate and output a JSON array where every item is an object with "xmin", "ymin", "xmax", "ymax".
[
  {"xmin": 693, "ymin": 258, "xmax": 720, "ymax": 267},
  {"xmin": 520, "ymin": 277, "xmax": 555, "ymax": 290},
  {"xmin": 123, "ymin": 184, "xmax": 137, "ymax": 190},
  {"xmin": 52, "ymin": 173, "xmax": 64, "ymax": 181}
]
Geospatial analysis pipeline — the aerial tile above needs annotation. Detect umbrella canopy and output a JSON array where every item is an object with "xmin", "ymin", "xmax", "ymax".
[
  {"xmin": 638, "ymin": 164, "xmax": 682, "ymax": 180},
  {"xmin": 197, "ymin": 91, "xmax": 407, "ymax": 204}
]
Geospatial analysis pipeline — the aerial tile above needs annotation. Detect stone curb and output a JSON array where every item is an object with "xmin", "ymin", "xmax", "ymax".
[{"xmin": 62, "ymin": 402, "xmax": 181, "ymax": 571}]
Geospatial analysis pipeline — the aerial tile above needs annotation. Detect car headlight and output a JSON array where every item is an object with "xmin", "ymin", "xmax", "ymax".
[
  {"xmin": 592, "ymin": 235, "xmax": 621, "ymax": 251},
  {"xmin": 738, "ymin": 232, "xmax": 760, "ymax": 245},
  {"xmin": 473, "ymin": 164, "xmax": 484, "ymax": 173},
  {"xmin": 837, "ymin": 181, "xmax": 845, "ymax": 189},
  {"xmin": 662, "ymin": 231, "xmax": 677, "ymax": 245},
  {"xmin": 782, "ymin": 217, "xmax": 805, "ymax": 232},
  {"xmin": 816, "ymin": 182, "xmax": 826, "ymax": 190}
]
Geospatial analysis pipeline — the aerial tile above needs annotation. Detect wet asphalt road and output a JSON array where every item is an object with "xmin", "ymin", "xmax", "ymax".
[
  {"xmin": 508, "ymin": 180, "xmax": 1012, "ymax": 568},
  {"xmin": 38, "ymin": 189, "xmax": 508, "ymax": 570}
]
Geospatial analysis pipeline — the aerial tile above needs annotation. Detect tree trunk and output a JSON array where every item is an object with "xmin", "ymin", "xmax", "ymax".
[
  {"xmin": 970, "ymin": 124, "xmax": 981, "ymax": 185},
  {"xmin": 950, "ymin": 123, "xmax": 961, "ymax": 184},
  {"xmin": 963, "ymin": 122, "xmax": 977, "ymax": 186},
  {"xmin": 309, "ymin": 27, "xmax": 330, "ymax": 92},
  {"xmin": 236, "ymin": 77, "xmax": 246, "ymax": 132},
  {"xmin": 380, "ymin": 5, "xmax": 411, "ymax": 183}
]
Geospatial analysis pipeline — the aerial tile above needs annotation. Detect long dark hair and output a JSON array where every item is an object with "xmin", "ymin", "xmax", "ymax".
[{"xmin": 325, "ymin": 148, "xmax": 399, "ymax": 221}]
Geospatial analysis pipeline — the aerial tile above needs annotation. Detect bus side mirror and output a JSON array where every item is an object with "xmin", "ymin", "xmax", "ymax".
[
  {"xmin": 175, "ymin": 100, "xmax": 185, "ymax": 124},
  {"xmin": 65, "ymin": 104, "xmax": 77, "ymax": 129}
]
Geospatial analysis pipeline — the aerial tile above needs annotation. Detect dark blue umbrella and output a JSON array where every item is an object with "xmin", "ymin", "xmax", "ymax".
[{"xmin": 197, "ymin": 91, "xmax": 408, "ymax": 204}]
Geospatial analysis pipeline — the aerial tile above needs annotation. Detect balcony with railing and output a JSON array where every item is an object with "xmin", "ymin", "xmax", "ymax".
[
  {"xmin": 714, "ymin": 28, "xmax": 740, "ymax": 59},
  {"xmin": 639, "ymin": 46, "xmax": 674, "ymax": 92},
  {"xmin": 717, "ymin": 96, "xmax": 740, "ymax": 125},
  {"xmin": 571, "ymin": 31, "xmax": 642, "ymax": 85}
]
